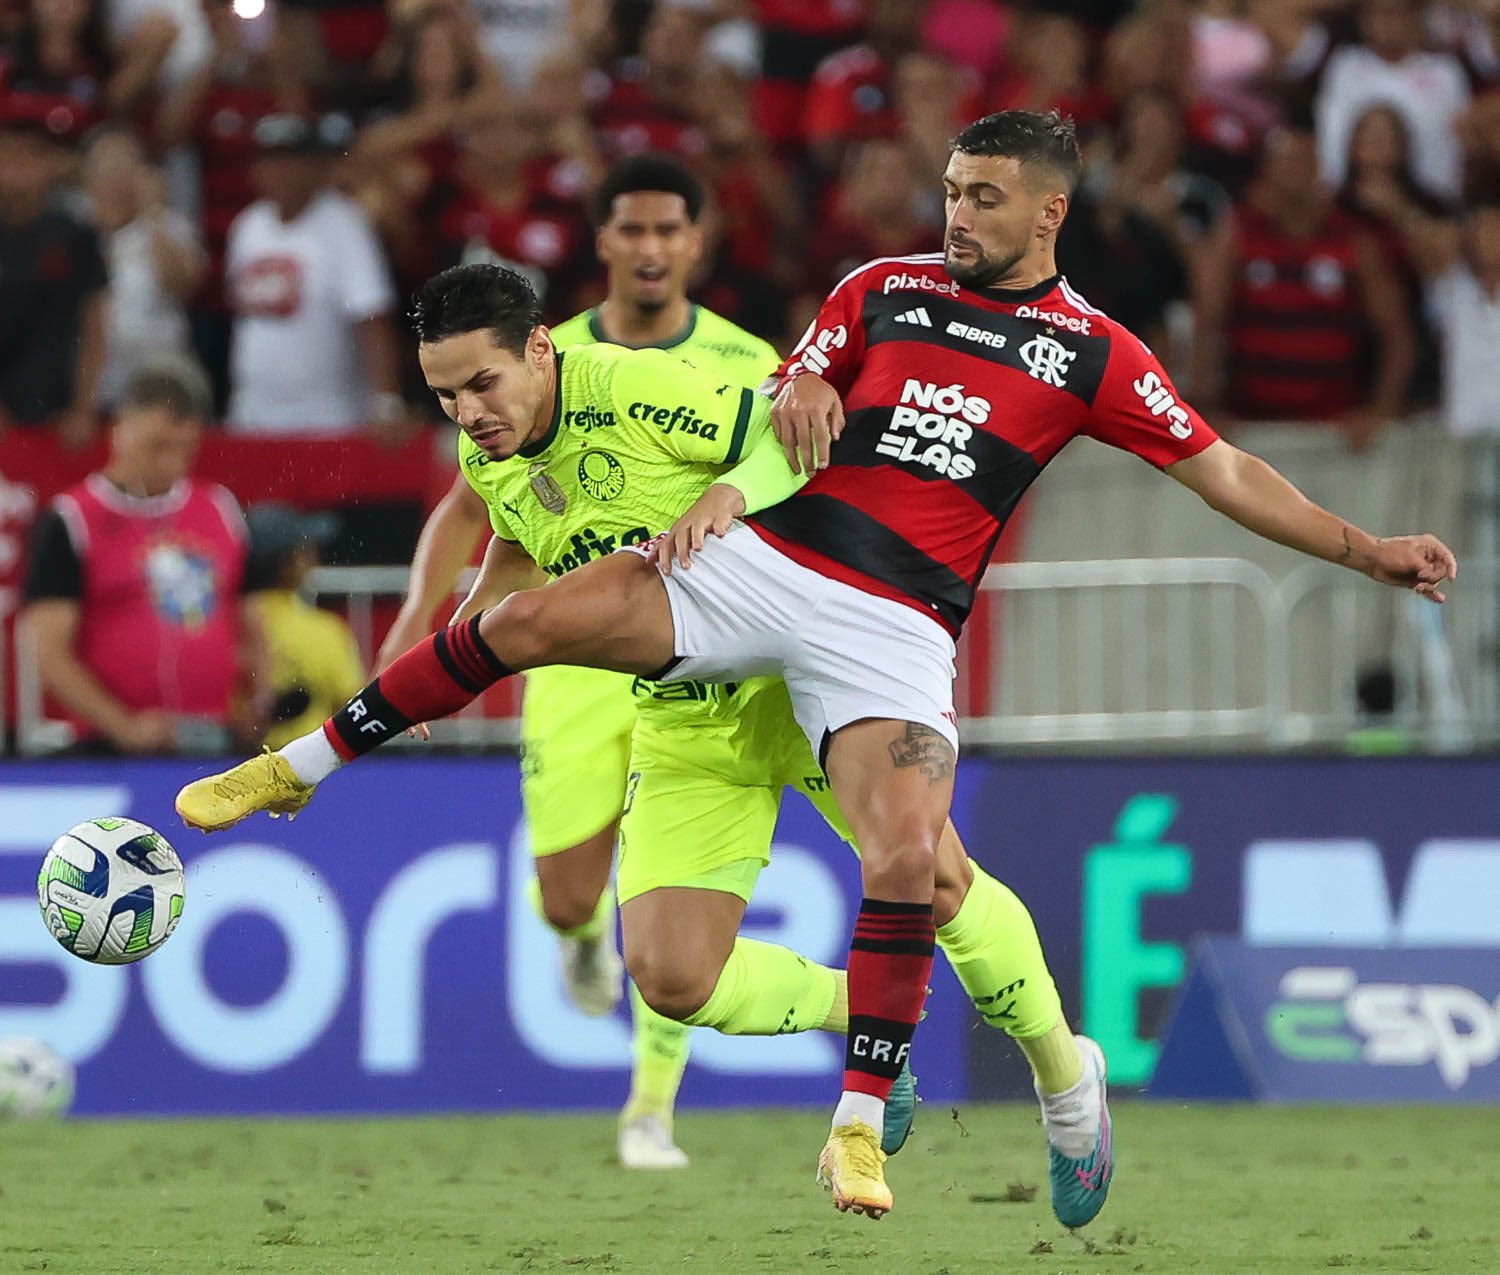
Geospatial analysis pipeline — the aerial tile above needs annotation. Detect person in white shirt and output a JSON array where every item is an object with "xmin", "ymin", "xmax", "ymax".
[
  {"xmin": 1367, "ymin": 186, "xmax": 1500, "ymax": 434},
  {"xmin": 225, "ymin": 114, "xmax": 406, "ymax": 438},
  {"xmin": 1315, "ymin": 0, "xmax": 1472, "ymax": 202},
  {"xmin": 82, "ymin": 126, "xmax": 207, "ymax": 410}
]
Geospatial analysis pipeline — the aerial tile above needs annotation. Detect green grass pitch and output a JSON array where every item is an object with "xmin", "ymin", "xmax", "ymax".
[{"xmin": 2, "ymin": 1104, "xmax": 1497, "ymax": 1273}]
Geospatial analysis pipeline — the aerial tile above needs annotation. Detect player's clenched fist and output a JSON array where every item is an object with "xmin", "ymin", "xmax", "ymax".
[
  {"xmin": 657, "ymin": 483, "xmax": 746, "ymax": 574},
  {"xmin": 1366, "ymin": 534, "xmax": 1459, "ymax": 602},
  {"xmin": 773, "ymin": 373, "xmax": 845, "ymax": 474}
]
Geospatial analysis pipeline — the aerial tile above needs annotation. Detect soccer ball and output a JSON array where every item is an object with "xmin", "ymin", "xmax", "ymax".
[
  {"xmin": 37, "ymin": 817, "xmax": 186, "ymax": 964},
  {"xmin": 0, "ymin": 1037, "xmax": 74, "ymax": 1118}
]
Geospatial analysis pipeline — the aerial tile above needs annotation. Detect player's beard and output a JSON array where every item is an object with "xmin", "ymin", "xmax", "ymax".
[{"xmin": 944, "ymin": 239, "xmax": 1027, "ymax": 289}]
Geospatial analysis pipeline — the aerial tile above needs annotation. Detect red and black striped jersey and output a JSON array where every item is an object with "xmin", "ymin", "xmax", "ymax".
[{"xmin": 750, "ymin": 253, "xmax": 1218, "ymax": 635}]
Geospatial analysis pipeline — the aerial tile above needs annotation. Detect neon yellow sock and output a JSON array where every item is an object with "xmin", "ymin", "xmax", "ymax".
[
  {"xmin": 622, "ymin": 982, "xmax": 692, "ymax": 1125},
  {"xmin": 936, "ymin": 862, "xmax": 1082, "ymax": 1090},
  {"xmin": 1018, "ymin": 1017, "xmax": 1084, "ymax": 1095},
  {"xmin": 821, "ymin": 969, "xmax": 849, "ymax": 1034},
  {"xmin": 528, "ymin": 878, "xmax": 613, "ymax": 941},
  {"xmin": 683, "ymin": 937, "xmax": 838, "ymax": 1036}
]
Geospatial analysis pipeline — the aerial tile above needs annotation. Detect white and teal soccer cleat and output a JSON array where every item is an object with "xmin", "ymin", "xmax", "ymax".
[
  {"xmin": 881, "ymin": 1059, "xmax": 919, "ymax": 1155},
  {"xmin": 1040, "ymin": 1035, "xmax": 1113, "ymax": 1228}
]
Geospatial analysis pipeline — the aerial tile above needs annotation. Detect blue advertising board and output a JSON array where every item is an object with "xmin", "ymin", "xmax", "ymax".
[
  {"xmin": 0, "ymin": 759, "xmax": 972, "ymax": 1116},
  {"xmin": 1150, "ymin": 938, "xmax": 1500, "ymax": 1102}
]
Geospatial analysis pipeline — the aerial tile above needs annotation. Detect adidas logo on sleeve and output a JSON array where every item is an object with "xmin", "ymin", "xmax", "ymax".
[{"xmin": 893, "ymin": 307, "xmax": 932, "ymax": 327}]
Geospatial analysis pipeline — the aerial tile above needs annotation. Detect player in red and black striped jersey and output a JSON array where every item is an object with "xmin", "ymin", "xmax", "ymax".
[{"xmin": 177, "ymin": 111, "xmax": 1458, "ymax": 1225}]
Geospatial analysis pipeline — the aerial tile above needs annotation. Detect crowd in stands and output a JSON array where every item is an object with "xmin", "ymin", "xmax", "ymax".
[{"xmin": 2, "ymin": 0, "xmax": 1499, "ymax": 751}]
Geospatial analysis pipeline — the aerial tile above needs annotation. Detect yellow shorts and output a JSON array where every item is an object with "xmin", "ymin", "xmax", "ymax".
[
  {"xmin": 615, "ymin": 678, "xmax": 853, "ymax": 904},
  {"xmin": 519, "ymin": 664, "xmax": 638, "ymax": 857}
]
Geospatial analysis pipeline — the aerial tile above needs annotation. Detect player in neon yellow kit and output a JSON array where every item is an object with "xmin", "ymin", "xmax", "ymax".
[
  {"xmin": 377, "ymin": 157, "xmax": 785, "ymax": 1169},
  {"xmin": 183, "ymin": 259, "xmax": 1101, "ymax": 1226}
]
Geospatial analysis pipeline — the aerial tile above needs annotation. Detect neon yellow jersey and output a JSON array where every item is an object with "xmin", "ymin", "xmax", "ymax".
[
  {"xmin": 548, "ymin": 304, "xmax": 780, "ymax": 387},
  {"xmin": 460, "ymin": 342, "xmax": 786, "ymax": 574}
]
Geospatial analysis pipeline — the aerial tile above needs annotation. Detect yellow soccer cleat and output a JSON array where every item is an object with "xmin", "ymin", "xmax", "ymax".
[
  {"xmin": 816, "ymin": 1117, "xmax": 893, "ymax": 1220},
  {"xmin": 175, "ymin": 751, "xmax": 315, "ymax": 832}
]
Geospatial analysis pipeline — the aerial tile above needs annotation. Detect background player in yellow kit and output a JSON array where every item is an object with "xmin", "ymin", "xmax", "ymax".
[{"xmin": 376, "ymin": 156, "xmax": 780, "ymax": 1170}]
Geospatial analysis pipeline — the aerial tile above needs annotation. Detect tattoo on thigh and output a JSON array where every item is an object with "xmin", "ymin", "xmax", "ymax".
[{"xmin": 888, "ymin": 723, "xmax": 956, "ymax": 783}]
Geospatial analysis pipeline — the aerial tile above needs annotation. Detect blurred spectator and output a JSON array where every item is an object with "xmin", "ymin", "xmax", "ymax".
[
  {"xmin": 81, "ymin": 124, "xmax": 206, "ymax": 408},
  {"xmin": 158, "ymin": 0, "xmax": 310, "ymax": 408},
  {"xmin": 989, "ymin": 9, "xmax": 1107, "ymax": 133},
  {"xmin": 800, "ymin": 139, "xmax": 929, "ymax": 308},
  {"xmin": 225, "ymin": 112, "xmax": 405, "ymax": 436},
  {"xmin": 1336, "ymin": 102, "xmax": 1455, "ymax": 405},
  {"xmin": 242, "ymin": 502, "xmax": 361, "ymax": 750},
  {"xmin": 895, "ymin": 50, "xmax": 984, "ymax": 183},
  {"xmin": 0, "ymin": 101, "xmax": 106, "ymax": 445},
  {"xmin": 592, "ymin": 1, "xmax": 709, "ymax": 160},
  {"xmin": 20, "ymin": 359, "xmax": 267, "ymax": 755},
  {"xmin": 434, "ymin": 102, "xmax": 590, "ymax": 314},
  {"xmin": 1193, "ymin": 123, "xmax": 1415, "ymax": 438},
  {"xmin": 1374, "ymin": 194, "xmax": 1500, "ymax": 435},
  {"xmin": 750, "ymin": 0, "xmax": 866, "ymax": 150},
  {"xmin": 446, "ymin": 0, "xmax": 573, "ymax": 89},
  {"xmin": 922, "ymin": 0, "xmax": 1010, "ymax": 82},
  {"xmin": 1316, "ymin": 0, "xmax": 1472, "ymax": 201},
  {"xmin": 352, "ymin": 0, "xmax": 505, "ymax": 292},
  {"xmin": 1, "ymin": 0, "xmax": 178, "ymax": 119},
  {"xmin": 1426, "ymin": 201, "xmax": 1500, "ymax": 436},
  {"xmin": 803, "ymin": 0, "xmax": 926, "ymax": 168}
]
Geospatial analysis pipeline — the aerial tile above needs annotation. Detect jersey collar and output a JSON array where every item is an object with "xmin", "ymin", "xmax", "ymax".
[
  {"xmin": 587, "ymin": 304, "xmax": 699, "ymax": 350},
  {"xmin": 981, "ymin": 273, "xmax": 1061, "ymax": 303},
  {"xmin": 519, "ymin": 352, "xmax": 565, "ymax": 459}
]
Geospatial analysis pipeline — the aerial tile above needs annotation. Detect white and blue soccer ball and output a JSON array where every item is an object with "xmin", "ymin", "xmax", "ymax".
[
  {"xmin": 37, "ymin": 817, "xmax": 186, "ymax": 964},
  {"xmin": 0, "ymin": 1037, "xmax": 75, "ymax": 1118}
]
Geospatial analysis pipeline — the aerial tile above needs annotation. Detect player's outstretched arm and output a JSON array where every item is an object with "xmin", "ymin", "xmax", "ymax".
[
  {"xmin": 1167, "ymin": 439, "xmax": 1458, "ymax": 602},
  {"xmin": 375, "ymin": 473, "xmax": 490, "ymax": 672}
]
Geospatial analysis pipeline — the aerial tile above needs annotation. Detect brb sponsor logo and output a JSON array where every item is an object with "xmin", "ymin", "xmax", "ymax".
[
  {"xmin": 541, "ymin": 525, "xmax": 650, "ymax": 576},
  {"xmin": 1016, "ymin": 304, "xmax": 1091, "ymax": 335},
  {"xmin": 1132, "ymin": 371, "xmax": 1193, "ymax": 440},
  {"xmin": 946, "ymin": 320, "xmax": 1007, "ymax": 350},
  {"xmin": 785, "ymin": 324, "xmax": 848, "ymax": 378},
  {"xmin": 627, "ymin": 401, "xmax": 719, "ymax": 441},
  {"xmin": 1269, "ymin": 966, "xmax": 1500, "ymax": 1089},
  {"xmin": 882, "ymin": 272, "xmax": 960, "ymax": 298},
  {"xmin": 877, "ymin": 379, "xmax": 988, "ymax": 479}
]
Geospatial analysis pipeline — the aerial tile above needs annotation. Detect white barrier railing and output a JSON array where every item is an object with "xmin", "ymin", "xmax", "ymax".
[{"xmin": 10, "ymin": 557, "xmax": 1488, "ymax": 754}]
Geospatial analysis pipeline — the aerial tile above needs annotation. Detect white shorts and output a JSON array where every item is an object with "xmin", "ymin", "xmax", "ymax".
[{"xmin": 638, "ymin": 523, "xmax": 959, "ymax": 758}]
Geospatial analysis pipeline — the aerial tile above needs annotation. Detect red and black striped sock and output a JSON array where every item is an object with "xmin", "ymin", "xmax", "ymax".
[
  {"xmin": 844, "ymin": 898, "xmax": 936, "ymax": 1099},
  {"xmin": 322, "ymin": 616, "xmax": 513, "ymax": 760}
]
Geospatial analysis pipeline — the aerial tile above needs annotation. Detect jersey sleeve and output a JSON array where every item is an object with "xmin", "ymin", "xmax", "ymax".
[
  {"xmin": 1085, "ymin": 329, "xmax": 1219, "ymax": 468},
  {"xmin": 775, "ymin": 271, "xmax": 869, "ymax": 396},
  {"xmin": 608, "ymin": 347, "xmax": 766, "ymax": 466}
]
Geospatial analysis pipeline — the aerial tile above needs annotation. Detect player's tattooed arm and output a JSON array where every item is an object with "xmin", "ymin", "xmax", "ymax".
[{"xmin": 888, "ymin": 723, "xmax": 956, "ymax": 783}]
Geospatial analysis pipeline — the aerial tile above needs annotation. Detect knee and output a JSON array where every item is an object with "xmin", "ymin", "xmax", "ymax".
[
  {"xmin": 484, "ymin": 591, "xmax": 558, "ymax": 667},
  {"xmin": 625, "ymin": 945, "xmax": 716, "ymax": 1023},
  {"xmin": 861, "ymin": 827, "xmax": 941, "ymax": 900},
  {"xmin": 933, "ymin": 852, "xmax": 975, "ymax": 930},
  {"xmin": 540, "ymin": 891, "xmax": 598, "ymax": 935}
]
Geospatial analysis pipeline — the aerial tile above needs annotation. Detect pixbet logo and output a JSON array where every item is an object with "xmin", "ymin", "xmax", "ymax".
[
  {"xmin": 1269, "ymin": 966, "xmax": 1500, "ymax": 1089},
  {"xmin": 785, "ymin": 324, "xmax": 848, "ymax": 378},
  {"xmin": 876, "ymin": 379, "xmax": 989, "ymax": 479},
  {"xmin": 1132, "ymin": 370, "xmax": 1193, "ymax": 440},
  {"xmin": 1016, "ymin": 304, "xmax": 1091, "ymax": 335},
  {"xmin": 882, "ymin": 271, "xmax": 959, "ymax": 297}
]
